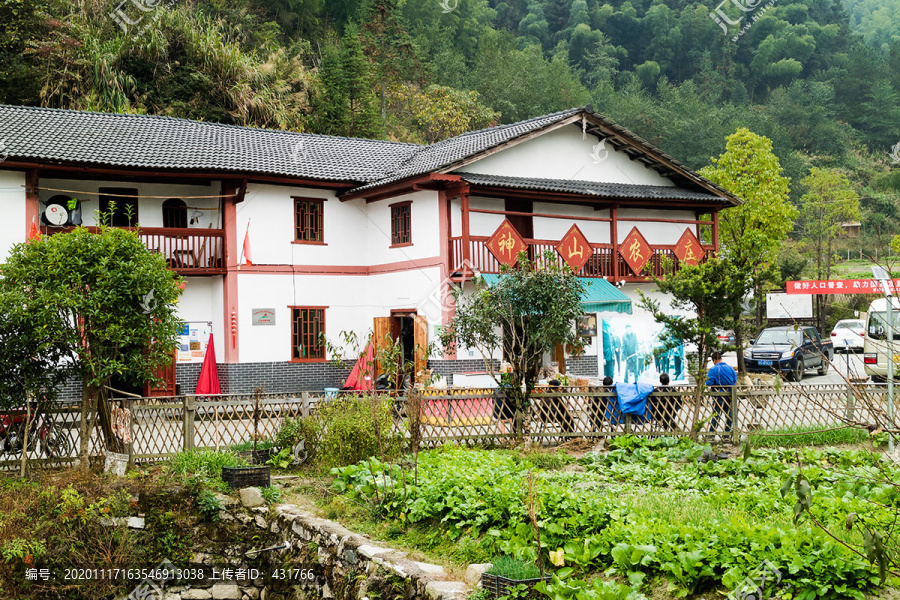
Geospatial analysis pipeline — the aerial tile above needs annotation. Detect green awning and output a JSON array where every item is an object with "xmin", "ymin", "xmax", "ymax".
[{"xmin": 479, "ymin": 275, "xmax": 632, "ymax": 315}]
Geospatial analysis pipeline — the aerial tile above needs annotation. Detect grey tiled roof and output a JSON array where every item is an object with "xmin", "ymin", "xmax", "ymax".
[
  {"xmin": 457, "ymin": 173, "xmax": 722, "ymax": 202},
  {"xmin": 0, "ymin": 105, "xmax": 419, "ymax": 182},
  {"xmin": 0, "ymin": 104, "xmax": 738, "ymax": 205},
  {"xmin": 349, "ymin": 108, "xmax": 583, "ymax": 192}
]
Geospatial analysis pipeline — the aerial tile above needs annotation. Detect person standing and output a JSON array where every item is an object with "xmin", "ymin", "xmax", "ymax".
[{"xmin": 706, "ymin": 351, "xmax": 736, "ymax": 433}]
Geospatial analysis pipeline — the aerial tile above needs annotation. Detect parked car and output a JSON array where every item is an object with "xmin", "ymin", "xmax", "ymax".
[
  {"xmin": 743, "ymin": 325, "xmax": 834, "ymax": 381},
  {"xmin": 830, "ymin": 319, "xmax": 865, "ymax": 353}
]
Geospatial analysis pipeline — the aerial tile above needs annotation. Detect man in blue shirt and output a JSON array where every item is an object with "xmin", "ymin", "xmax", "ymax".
[{"xmin": 706, "ymin": 351, "xmax": 737, "ymax": 433}]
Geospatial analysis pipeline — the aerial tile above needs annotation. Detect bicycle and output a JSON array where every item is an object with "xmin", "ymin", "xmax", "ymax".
[{"xmin": 0, "ymin": 407, "xmax": 72, "ymax": 458}]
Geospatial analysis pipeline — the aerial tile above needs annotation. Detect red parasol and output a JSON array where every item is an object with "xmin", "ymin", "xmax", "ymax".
[{"xmin": 195, "ymin": 333, "xmax": 221, "ymax": 395}]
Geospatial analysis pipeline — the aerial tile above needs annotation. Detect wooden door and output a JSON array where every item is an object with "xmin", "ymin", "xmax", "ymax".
[
  {"xmin": 414, "ymin": 315, "xmax": 428, "ymax": 382},
  {"xmin": 373, "ymin": 317, "xmax": 392, "ymax": 377},
  {"xmin": 144, "ymin": 351, "xmax": 177, "ymax": 397}
]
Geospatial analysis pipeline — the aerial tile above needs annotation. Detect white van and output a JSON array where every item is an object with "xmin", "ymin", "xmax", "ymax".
[{"xmin": 863, "ymin": 297, "xmax": 900, "ymax": 381}]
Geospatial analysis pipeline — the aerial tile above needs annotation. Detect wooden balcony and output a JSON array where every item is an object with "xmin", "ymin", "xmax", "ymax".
[
  {"xmin": 450, "ymin": 236, "xmax": 714, "ymax": 281},
  {"xmin": 40, "ymin": 226, "xmax": 226, "ymax": 276}
]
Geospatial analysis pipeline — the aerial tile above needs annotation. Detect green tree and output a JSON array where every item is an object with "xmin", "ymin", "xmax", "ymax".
[
  {"xmin": 359, "ymin": 0, "xmax": 419, "ymax": 125},
  {"xmin": 0, "ymin": 225, "xmax": 183, "ymax": 460},
  {"xmin": 638, "ymin": 257, "xmax": 740, "ymax": 438},
  {"xmin": 797, "ymin": 167, "xmax": 861, "ymax": 330},
  {"xmin": 440, "ymin": 252, "xmax": 584, "ymax": 439},
  {"xmin": 397, "ymin": 84, "xmax": 500, "ymax": 143},
  {"xmin": 312, "ymin": 27, "xmax": 381, "ymax": 138},
  {"xmin": 699, "ymin": 128, "xmax": 796, "ymax": 371}
]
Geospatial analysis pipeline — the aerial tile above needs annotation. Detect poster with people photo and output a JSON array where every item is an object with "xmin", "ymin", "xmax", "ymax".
[{"xmin": 599, "ymin": 316, "xmax": 687, "ymax": 383}]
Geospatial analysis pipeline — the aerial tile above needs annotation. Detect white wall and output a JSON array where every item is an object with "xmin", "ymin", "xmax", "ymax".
[
  {"xmin": 617, "ymin": 208, "xmax": 699, "ymax": 245},
  {"xmin": 455, "ymin": 125, "xmax": 677, "ymax": 187},
  {"xmin": 365, "ymin": 190, "xmax": 440, "ymax": 264},
  {"xmin": 178, "ymin": 277, "xmax": 225, "ymax": 351},
  {"xmin": 0, "ymin": 170, "xmax": 26, "ymax": 262},
  {"xmin": 234, "ymin": 186, "xmax": 441, "ymax": 267},
  {"xmin": 38, "ymin": 178, "xmax": 221, "ymax": 228},
  {"xmin": 235, "ymin": 266, "xmax": 444, "ymax": 363},
  {"xmin": 533, "ymin": 202, "xmax": 610, "ymax": 242}
]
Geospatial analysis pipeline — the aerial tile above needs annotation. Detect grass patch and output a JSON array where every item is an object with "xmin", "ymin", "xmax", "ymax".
[
  {"xmin": 230, "ymin": 439, "xmax": 275, "ymax": 452},
  {"xmin": 748, "ymin": 424, "xmax": 870, "ymax": 448},
  {"xmin": 167, "ymin": 449, "xmax": 247, "ymax": 491},
  {"xmin": 487, "ymin": 555, "xmax": 542, "ymax": 579}
]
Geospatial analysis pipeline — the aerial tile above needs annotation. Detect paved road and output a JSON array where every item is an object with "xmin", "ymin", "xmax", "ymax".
[{"xmin": 721, "ymin": 350, "xmax": 866, "ymax": 385}]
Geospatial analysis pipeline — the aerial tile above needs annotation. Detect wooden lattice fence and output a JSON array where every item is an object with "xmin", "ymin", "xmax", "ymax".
[{"xmin": 0, "ymin": 383, "xmax": 894, "ymax": 469}]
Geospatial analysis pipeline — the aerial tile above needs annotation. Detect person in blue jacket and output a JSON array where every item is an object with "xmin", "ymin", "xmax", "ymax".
[{"xmin": 706, "ymin": 351, "xmax": 736, "ymax": 433}]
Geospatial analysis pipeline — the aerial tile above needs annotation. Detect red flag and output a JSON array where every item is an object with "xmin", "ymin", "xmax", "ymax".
[
  {"xmin": 195, "ymin": 334, "xmax": 221, "ymax": 395},
  {"xmin": 27, "ymin": 218, "xmax": 41, "ymax": 242},
  {"xmin": 242, "ymin": 223, "xmax": 253, "ymax": 266}
]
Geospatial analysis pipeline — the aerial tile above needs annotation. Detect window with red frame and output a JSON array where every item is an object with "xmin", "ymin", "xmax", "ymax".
[
  {"xmin": 294, "ymin": 198, "xmax": 324, "ymax": 243},
  {"xmin": 390, "ymin": 202, "xmax": 411, "ymax": 246},
  {"xmin": 291, "ymin": 307, "xmax": 325, "ymax": 361}
]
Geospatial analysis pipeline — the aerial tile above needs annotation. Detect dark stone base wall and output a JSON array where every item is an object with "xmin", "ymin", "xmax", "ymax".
[
  {"xmin": 567, "ymin": 354, "xmax": 599, "ymax": 378},
  {"xmin": 176, "ymin": 362, "xmax": 352, "ymax": 395},
  {"xmin": 427, "ymin": 359, "xmax": 500, "ymax": 379}
]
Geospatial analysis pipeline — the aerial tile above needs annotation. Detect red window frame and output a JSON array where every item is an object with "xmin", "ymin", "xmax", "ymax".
[
  {"xmin": 294, "ymin": 198, "xmax": 325, "ymax": 244},
  {"xmin": 390, "ymin": 201, "xmax": 412, "ymax": 247},
  {"xmin": 290, "ymin": 306, "xmax": 326, "ymax": 362}
]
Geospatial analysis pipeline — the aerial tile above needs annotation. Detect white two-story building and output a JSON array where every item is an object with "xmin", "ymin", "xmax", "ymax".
[{"xmin": 0, "ymin": 105, "xmax": 738, "ymax": 396}]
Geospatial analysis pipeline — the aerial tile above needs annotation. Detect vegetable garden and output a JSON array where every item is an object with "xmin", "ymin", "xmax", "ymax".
[{"xmin": 329, "ymin": 437, "xmax": 900, "ymax": 599}]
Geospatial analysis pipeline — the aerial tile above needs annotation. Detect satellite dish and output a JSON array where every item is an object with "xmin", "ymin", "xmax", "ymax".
[{"xmin": 44, "ymin": 204, "xmax": 69, "ymax": 226}]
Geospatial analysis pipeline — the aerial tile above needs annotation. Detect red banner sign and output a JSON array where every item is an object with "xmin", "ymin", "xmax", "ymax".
[
  {"xmin": 673, "ymin": 229, "xmax": 704, "ymax": 266},
  {"xmin": 486, "ymin": 219, "xmax": 527, "ymax": 267},
  {"xmin": 786, "ymin": 279, "xmax": 900, "ymax": 294},
  {"xmin": 556, "ymin": 224, "xmax": 592, "ymax": 273},
  {"xmin": 619, "ymin": 227, "xmax": 652, "ymax": 275}
]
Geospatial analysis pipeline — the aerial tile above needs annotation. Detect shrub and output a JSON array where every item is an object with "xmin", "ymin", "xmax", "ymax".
[
  {"xmin": 196, "ymin": 490, "xmax": 223, "ymax": 522},
  {"xmin": 274, "ymin": 416, "xmax": 319, "ymax": 458},
  {"xmin": 316, "ymin": 395, "xmax": 402, "ymax": 468}
]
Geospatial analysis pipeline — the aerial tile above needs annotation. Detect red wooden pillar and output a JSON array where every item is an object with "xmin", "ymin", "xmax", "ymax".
[
  {"xmin": 610, "ymin": 205, "xmax": 619, "ymax": 281},
  {"xmin": 712, "ymin": 209, "xmax": 720, "ymax": 254},
  {"xmin": 25, "ymin": 169, "xmax": 39, "ymax": 236},
  {"xmin": 461, "ymin": 192, "xmax": 471, "ymax": 274},
  {"xmin": 221, "ymin": 181, "xmax": 240, "ymax": 363}
]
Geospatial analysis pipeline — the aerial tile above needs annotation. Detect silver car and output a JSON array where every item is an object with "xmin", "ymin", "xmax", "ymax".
[{"xmin": 830, "ymin": 319, "xmax": 865, "ymax": 352}]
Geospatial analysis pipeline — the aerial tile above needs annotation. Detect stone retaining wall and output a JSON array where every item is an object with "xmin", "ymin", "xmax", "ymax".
[{"xmin": 134, "ymin": 496, "xmax": 472, "ymax": 600}]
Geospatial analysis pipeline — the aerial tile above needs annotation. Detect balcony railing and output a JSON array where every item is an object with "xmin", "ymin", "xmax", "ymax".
[
  {"xmin": 450, "ymin": 236, "xmax": 713, "ymax": 280},
  {"xmin": 41, "ymin": 226, "xmax": 226, "ymax": 276}
]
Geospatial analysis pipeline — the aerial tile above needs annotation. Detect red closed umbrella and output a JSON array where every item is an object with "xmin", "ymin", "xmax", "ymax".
[
  {"xmin": 195, "ymin": 333, "xmax": 221, "ymax": 395},
  {"xmin": 342, "ymin": 342, "xmax": 375, "ymax": 391}
]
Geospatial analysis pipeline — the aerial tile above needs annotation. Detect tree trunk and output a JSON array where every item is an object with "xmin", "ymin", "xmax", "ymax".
[
  {"xmin": 78, "ymin": 381, "xmax": 93, "ymax": 469},
  {"xmin": 690, "ymin": 348, "xmax": 708, "ymax": 441},
  {"xmin": 733, "ymin": 298, "xmax": 746, "ymax": 374},
  {"xmin": 97, "ymin": 387, "xmax": 122, "ymax": 454},
  {"xmin": 18, "ymin": 401, "xmax": 34, "ymax": 478}
]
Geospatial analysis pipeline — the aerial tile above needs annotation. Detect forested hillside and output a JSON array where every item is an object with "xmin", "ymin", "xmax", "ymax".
[{"xmin": 1, "ymin": 0, "xmax": 899, "ymax": 251}]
